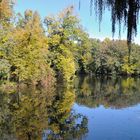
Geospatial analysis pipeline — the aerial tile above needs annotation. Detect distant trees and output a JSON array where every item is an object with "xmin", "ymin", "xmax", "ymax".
[{"xmin": 88, "ymin": 39, "xmax": 140, "ymax": 75}]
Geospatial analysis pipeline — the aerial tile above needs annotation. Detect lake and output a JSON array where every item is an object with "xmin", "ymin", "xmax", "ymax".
[{"xmin": 0, "ymin": 76, "xmax": 140, "ymax": 140}]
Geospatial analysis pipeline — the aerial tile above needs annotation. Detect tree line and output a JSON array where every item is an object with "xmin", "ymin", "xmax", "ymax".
[{"xmin": 1, "ymin": 1, "xmax": 140, "ymax": 87}]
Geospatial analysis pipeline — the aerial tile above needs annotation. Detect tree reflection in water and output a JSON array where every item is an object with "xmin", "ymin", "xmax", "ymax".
[
  {"xmin": 45, "ymin": 87, "xmax": 88, "ymax": 140},
  {"xmin": 2, "ymin": 76, "xmax": 140, "ymax": 140},
  {"xmin": 0, "ymin": 83, "xmax": 88, "ymax": 140},
  {"xmin": 75, "ymin": 76, "xmax": 140, "ymax": 109},
  {"xmin": 0, "ymin": 84, "xmax": 54, "ymax": 140}
]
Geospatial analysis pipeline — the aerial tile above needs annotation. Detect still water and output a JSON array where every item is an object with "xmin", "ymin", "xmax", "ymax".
[{"xmin": 1, "ymin": 76, "xmax": 140, "ymax": 140}]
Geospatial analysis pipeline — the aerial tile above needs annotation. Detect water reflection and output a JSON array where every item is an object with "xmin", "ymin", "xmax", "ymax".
[
  {"xmin": 75, "ymin": 76, "xmax": 140, "ymax": 109},
  {"xmin": 46, "ymin": 87, "xmax": 88, "ymax": 140},
  {"xmin": 74, "ymin": 76, "xmax": 140, "ymax": 140},
  {"xmin": 0, "ymin": 85, "xmax": 54, "ymax": 140},
  {"xmin": 1, "ymin": 76, "xmax": 140, "ymax": 140},
  {"xmin": 0, "ymin": 83, "xmax": 88, "ymax": 140}
]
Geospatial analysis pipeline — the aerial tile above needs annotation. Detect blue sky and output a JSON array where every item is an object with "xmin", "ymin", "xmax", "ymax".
[{"xmin": 14, "ymin": 0, "xmax": 140, "ymax": 44}]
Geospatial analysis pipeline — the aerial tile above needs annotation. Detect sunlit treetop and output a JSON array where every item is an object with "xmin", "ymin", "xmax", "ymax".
[
  {"xmin": 0, "ymin": 0, "xmax": 15, "ymax": 20},
  {"xmin": 79, "ymin": 0, "xmax": 140, "ymax": 44}
]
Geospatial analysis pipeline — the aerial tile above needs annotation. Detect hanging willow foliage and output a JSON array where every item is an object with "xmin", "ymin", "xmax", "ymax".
[
  {"xmin": 89, "ymin": 0, "xmax": 140, "ymax": 44},
  {"xmin": 81, "ymin": 0, "xmax": 140, "ymax": 44}
]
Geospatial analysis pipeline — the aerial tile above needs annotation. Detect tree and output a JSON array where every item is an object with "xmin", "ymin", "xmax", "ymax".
[
  {"xmin": 44, "ymin": 7, "xmax": 79, "ymax": 83},
  {"xmin": 0, "ymin": 59, "xmax": 11, "ymax": 80},
  {"xmin": 0, "ymin": 0, "xmax": 13, "ymax": 21},
  {"xmin": 6, "ymin": 10, "xmax": 55, "ymax": 85},
  {"xmin": 0, "ymin": 0, "xmax": 14, "ymax": 81},
  {"xmin": 74, "ymin": 28, "xmax": 92, "ymax": 74}
]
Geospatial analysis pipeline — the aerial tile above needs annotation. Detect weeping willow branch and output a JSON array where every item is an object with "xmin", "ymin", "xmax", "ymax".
[{"xmin": 87, "ymin": 0, "xmax": 140, "ymax": 63}]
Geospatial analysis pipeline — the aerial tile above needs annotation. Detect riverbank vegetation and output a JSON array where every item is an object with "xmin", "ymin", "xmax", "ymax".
[{"xmin": 1, "ymin": 1, "xmax": 140, "ymax": 88}]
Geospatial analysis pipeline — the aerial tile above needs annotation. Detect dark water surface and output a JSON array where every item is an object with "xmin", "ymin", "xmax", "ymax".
[{"xmin": 1, "ymin": 76, "xmax": 140, "ymax": 140}]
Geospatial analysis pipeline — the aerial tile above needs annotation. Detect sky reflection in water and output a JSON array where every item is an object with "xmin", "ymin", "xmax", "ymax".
[{"xmin": 74, "ymin": 76, "xmax": 140, "ymax": 140}]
